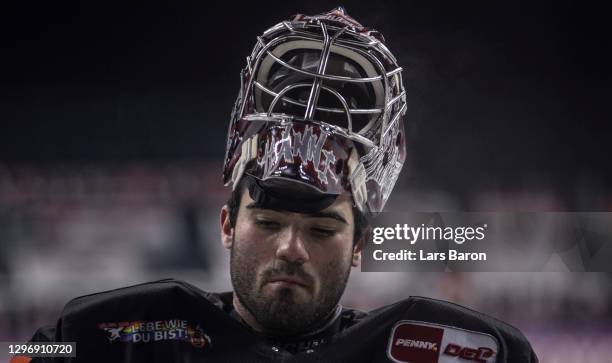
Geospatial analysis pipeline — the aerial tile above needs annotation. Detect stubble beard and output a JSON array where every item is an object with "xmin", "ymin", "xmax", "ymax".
[{"xmin": 229, "ymin": 233, "xmax": 352, "ymax": 336}]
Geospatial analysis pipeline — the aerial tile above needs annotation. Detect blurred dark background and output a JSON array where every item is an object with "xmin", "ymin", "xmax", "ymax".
[
  {"xmin": 2, "ymin": 1, "xmax": 611, "ymax": 208},
  {"xmin": 1, "ymin": 1, "xmax": 612, "ymax": 361}
]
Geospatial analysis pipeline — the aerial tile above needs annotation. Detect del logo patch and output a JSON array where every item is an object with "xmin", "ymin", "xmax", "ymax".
[
  {"xmin": 98, "ymin": 319, "xmax": 211, "ymax": 349},
  {"xmin": 387, "ymin": 321, "xmax": 498, "ymax": 363}
]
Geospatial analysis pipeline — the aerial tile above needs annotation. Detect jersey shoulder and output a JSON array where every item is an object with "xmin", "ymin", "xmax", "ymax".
[
  {"xmin": 379, "ymin": 296, "xmax": 538, "ymax": 362},
  {"xmin": 403, "ymin": 296, "xmax": 529, "ymax": 338},
  {"xmin": 53, "ymin": 278, "xmax": 232, "ymax": 342},
  {"xmin": 25, "ymin": 280, "xmax": 276, "ymax": 362},
  {"xmin": 61, "ymin": 278, "xmax": 224, "ymax": 316}
]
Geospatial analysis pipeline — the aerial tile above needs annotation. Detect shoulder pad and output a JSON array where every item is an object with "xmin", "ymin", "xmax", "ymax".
[
  {"xmin": 56, "ymin": 278, "xmax": 226, "ymax": 332},
  {"xmin": 49, "ymin": 279, "xmax": 252, "ymax": 361},
  {"xmin": 61, "ymin": 278, "xmax": 222, "ymax": 315},
  {"xmin": 381, "ymin": 296, "xmax": 538, "ymax": 363}
]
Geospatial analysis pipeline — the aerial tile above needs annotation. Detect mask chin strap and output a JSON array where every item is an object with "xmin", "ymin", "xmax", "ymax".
[
  {"xmin": 347, "ymin": 148, "xmax": 368, "ymax": 213},
  {"xmin": 231, "ymin": 135, "xmax": 259, "ymax": 190}
]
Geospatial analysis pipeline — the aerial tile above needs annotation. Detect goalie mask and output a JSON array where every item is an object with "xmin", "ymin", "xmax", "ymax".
[{"xmin": 223, "ymin": 7, "xmax": 407, "ymax": 214}]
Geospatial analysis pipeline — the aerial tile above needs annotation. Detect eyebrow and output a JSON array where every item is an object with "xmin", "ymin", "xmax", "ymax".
[{"xmin": 245, "ymin": 202, "xmax": 348, "ymax": 225}]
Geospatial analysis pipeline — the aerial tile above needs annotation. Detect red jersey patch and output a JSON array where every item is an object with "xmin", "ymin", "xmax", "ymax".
[{"xmin": 387, "ymin": 322, "xmax": 443, "ymax": 363}]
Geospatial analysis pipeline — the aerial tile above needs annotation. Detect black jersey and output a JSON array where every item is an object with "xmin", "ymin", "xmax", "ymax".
[{"xmin": 19, "ymin": 279, "xmax": 537, "ymax": 363}]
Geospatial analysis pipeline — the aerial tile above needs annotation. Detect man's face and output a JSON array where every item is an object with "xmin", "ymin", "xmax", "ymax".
[{"xmin": 221, "ymin": 189, "xmax": 361, "ymax": 336}]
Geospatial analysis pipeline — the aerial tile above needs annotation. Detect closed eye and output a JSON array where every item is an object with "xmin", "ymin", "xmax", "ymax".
[
  {"xmin": 311, "ymin": 228, "xmax": 336, "ymax": 238},
  {"xmin": 255, "ymin": 220, "xmax": 281, "ymax": 230}
]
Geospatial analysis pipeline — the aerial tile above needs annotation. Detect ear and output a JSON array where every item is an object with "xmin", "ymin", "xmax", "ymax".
[
  {"xmin": 220, "ymin": 205, "xmax": 233, "ymax": 250},
  {"xmin": 351, "ymin": 226, "xmax": 370, "ymax": 267}
]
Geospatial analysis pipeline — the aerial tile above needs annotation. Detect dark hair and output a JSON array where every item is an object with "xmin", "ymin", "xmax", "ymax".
[{"xmin": 226, "ymin": 178, "xmax": 370, "ymax": 246}]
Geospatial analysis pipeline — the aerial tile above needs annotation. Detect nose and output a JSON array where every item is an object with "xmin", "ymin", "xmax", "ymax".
[{"xmin": 275, "ymin": 226, "xmax": 309, "ymax": 265}]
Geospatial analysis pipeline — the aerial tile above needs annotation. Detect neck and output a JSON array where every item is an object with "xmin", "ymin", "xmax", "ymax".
[{"xmin": 232, "ymin": 293, "xmax": 266, "ymax": 333}]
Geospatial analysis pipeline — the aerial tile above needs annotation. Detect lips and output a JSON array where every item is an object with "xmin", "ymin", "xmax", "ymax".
[{"xmin": 267, "ymin": 275, "xmax": 309, "ymax": 288}]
